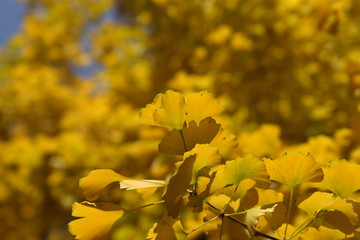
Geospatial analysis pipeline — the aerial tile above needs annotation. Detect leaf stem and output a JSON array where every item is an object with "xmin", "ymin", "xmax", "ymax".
[
  {"xmin": 127, "ymin": 200, "xmax": 165, "ymax": 212},
  {"xmin": 284, "ymin": 188, "xmax": 294, "ymax": 238},
  {"xmin": 179, "ymin": 129, "xmax": 188, "ymax": 152},
  {"xmin": 186, "ymin": 215, "xmax": 220, "ymax": 235},
  {"xmin": 288, "ymin": 217, "xmax": 314, "ymax": 240},
  {"xmin": 205, "ymin": 202, "xmax": 280, "ymax": 240}
]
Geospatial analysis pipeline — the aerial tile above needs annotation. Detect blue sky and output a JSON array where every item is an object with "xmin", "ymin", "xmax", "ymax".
[{"xmin": 0, "ymin": 0, "xmax": 25, "ymax": 46}]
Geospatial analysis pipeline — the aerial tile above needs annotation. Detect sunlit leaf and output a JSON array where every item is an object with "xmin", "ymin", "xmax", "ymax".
[
  {"xmin": 211, "ymin": 154, "xmax": 270, "ymax": 193},
  {"xmin": 184, "ymin": 91, "xmax": 223, "ymax": 126},
  {"xmin": 69, "ymin": 202, "xmax": 124, "ymax": 240},
  {"xmin": 264, "ymin": 152, "xmax": 323, "ymax": 189},
  {"xmin": 162, "ymin": 155, "xmax": 196, "ymax": 218},
  {"xmin": 80, "ymin": 169, "xmax": 126, "ymax": 201},
  {"xmin": 120, "ymin": 179, "xmax": 166, "ymax": 190},
  {"xmin": 139, "ymin": 93, "xmax": 162, "ymax": 126},
  {"xmin": 158, "ymin": 118, "xmax": 220, "ymax": 155},
  {"xmin": 153, "ymin": 90, "xmax": 186, "ymax": 130},
  {"xmin": 183, "ymin": 144, "xmax": 221, "ymax": 184},
  {"xmin": 319, "ymin": 159, "xmax": 360, "ymax": 199}
]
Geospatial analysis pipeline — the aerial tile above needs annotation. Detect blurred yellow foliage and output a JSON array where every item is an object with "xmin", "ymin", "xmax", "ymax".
[{"xmin": 1, "ymin": 0, "xmax": 360, "ymax": 239}]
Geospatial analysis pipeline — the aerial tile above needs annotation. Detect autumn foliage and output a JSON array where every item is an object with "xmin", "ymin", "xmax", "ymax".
[{"xmin": 1, "ymin": 0, "xmax": 360, "ymax": 240}]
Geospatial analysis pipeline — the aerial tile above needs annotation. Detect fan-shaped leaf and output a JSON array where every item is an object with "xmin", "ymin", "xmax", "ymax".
[
  {"xmin": 264, "ymin": 152, "xmax": 323, "ymax": 189},
  {"xmin": 184, "ymin": 91, "xmax": 223, "ymax": 126},
  {"xmin": 153, "ymin": 90, "xmax": 186, "ymax": 130},
  {"xmin": 69, "ymin": 202, "xmax": 124, "ymax": 240},
  {"xmin": 319, "ymin": 159, "xmax": 360, "ymax": 199},
  {"xmin": 211, "ymin": 155, "xmax": 270, "ymax": 193},
  {"xmin": 80, "ymin": 169, "xmax": 126, "ymax": 201}
]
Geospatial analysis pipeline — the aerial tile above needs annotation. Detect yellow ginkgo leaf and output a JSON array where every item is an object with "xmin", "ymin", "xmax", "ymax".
[
  {"xmin": 120, "ymin": 179, "xmax": 166, "ymax": 190},
  {"xmin": 298, "ymin": 192, "xmax": 358, "ymax": 234},
  {"xmin": 298, "ymin": 192, "xmax": 336, "ymax": 217},
  {"xmin": 256, "ymin": 188, "xmax": 284, "ymax": 206},
  {"xmin": 264, "ymin": 152, "xmax": 323, "ymax": 189},
  {"xmin": 162, "ymin": 155, "xmax": 196, "ymax": 218},
  {"xmin": 146, "ymin": 217, "xmax": 187, "ymax": 240},
  {"xmin": 211, "ymin": 154, "xmax": 270, "ymax": 194},
  {"xmin": 183, "ymin": 144, "xmax": 221, "ymax": 184},
  {"xmin": 139, "ymin": 93, "xmax": 162, "ymax": 126},
  {"xmin": 184, "ymin": 91, "xmax": 223, "ymax": 126},
  {"xmin": 245, "ymin": 203, "xmax": 277, "ymax": 237},
  {"xmin": 153, "ymin": 90, "xmax": 186, "ymax": 130},
  {"xmin": 209, "ymin": 127, "xmax": 238, "ymax": 158},
  {"xmin": 69, "ymin": 202, "xmax": 124, "ymax": 240},
  {"xmin": 158, "ymin": 118, "xmax": 220, "ymax": 155},
  {"xmin": 300, "ymin": 226, "xmax": 346, "ymax": 240},
  {"xmin": 319, "ymin": 159, "xmax": 360, "ymax": 199},
  {"xmin": 80, "ymin": 169, "xmax": 126, "ymax": 201}
]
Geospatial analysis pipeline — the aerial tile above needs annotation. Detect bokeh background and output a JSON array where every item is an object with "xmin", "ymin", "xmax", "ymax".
[{"xmin": 1, "ymin": 0, "xmax": 360, "ymax": 239}]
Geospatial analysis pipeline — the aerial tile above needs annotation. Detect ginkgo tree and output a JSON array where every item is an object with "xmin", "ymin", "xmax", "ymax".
[{"xmin": 68, "ymin": 91, "xmax": 360, "ymax": 240}]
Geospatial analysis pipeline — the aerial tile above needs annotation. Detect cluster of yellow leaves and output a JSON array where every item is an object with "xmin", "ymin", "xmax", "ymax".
[
  {"xmin": 2, "ymin": 0, "xmax": 360, "ymax": 239},
  {"xmin": 69, "ymin": 91, "xmax": 360, "ymax": 240}
]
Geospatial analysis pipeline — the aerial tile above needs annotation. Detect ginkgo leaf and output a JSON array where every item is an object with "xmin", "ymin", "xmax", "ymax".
[
  {"xmin": 184, "ymin": 91, "xmax": 223, "ymax": 126},
  {"xmin": 139, "ymin": 93, "xmax": 162, "ymax": 126},
  {"xmin": 183, "ymin": 144, "xmax": 221, "ymax": 184},
  {"xmin": 210, "ymin": 154, "xmax": 270, "ymax": 193},
  {"xmin": 298, "ymin": 192, "xmax": 358, "ymax": 234},
  {"xmin": 120, "ymin": 179, "xmax": 166, "ymax": 190},
  {"xmin": 256, "ymin": 188, "xmax": 284, "ymax": 206},
  {"xmin": 300, "ymin": 226, "xmax": 346, "ymax": 240},
  {"xmin": 264, "ymin": 152, "xmax": 323, "ymax": 189},
  {"xmin": 69, "ymin": 202, "xmax": 124, "ymax": 240},
  {"xmin": 146, "ymin": 217, "xmax": 187, "ymax": 240},
  {"xmin": 80, "ymin": 169, "xmax": 126, "ymax": 201},
  {"xmin": 158, "ymin": 118, "xmax": 220, "ymax": 155},
  {"xmin": 162, "ymin": 154, "xmax": 196, "ymax": 218},
  {"xmin": 298, "ymin": 192, "xmax": 336, "ymax": 217},
  {"xmin": 319, "ymin": 159, "xmax": 360, "ymax": 199},
  {"xmin": 209, "ymin": 127, "xmax": 238, "ymax": 158},
  {"xmin": 245, "ymin": 203, "xmax": 277, "ymax": 237},
  {"xmin": 153, "ymin": 90, "xmax": 186, "ymax": 130}
]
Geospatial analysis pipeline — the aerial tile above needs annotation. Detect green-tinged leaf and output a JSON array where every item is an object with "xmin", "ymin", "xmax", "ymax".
[
  {"xmin": 211, "ymin": 154, "xmax": 270, "ymax": 193},
  {"xmin": 162, "ymin": 155, "xmax": 196, "ymax": 218},
  {"xmin": 158, "ymin": 118, "xmax": 220, "ymax": 155},
  {"xmin": 80, "ymin": 169, "xmax": 126, "ymax": 201},
  {"xmin": 264, "ymin": 152, "xmax": 323, "ymax": 189},
  {"xmin": 69, "ymin": 202, "xmax": 124, "ymax": 240},
  {"xmin": 183, "ymin": 144, "xmax": 221, "ymax": 184},
  {"xmin": 146, "ymin": 217, "xmax": 187, "ymax": 240},
  {"xmin": 319, "ymin": 159, "xmax": 360, "ymax": 199},
  {"xmin": 184, "ymin": 91, "xmax": 223, "ymax": 126},
  {"xmin": 153, "ymin": 90, "xmax": 185, "ymax": 130},
  {"xmin": 120, "ymin": 179, "xmax": 166, "ymax": 190}
]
